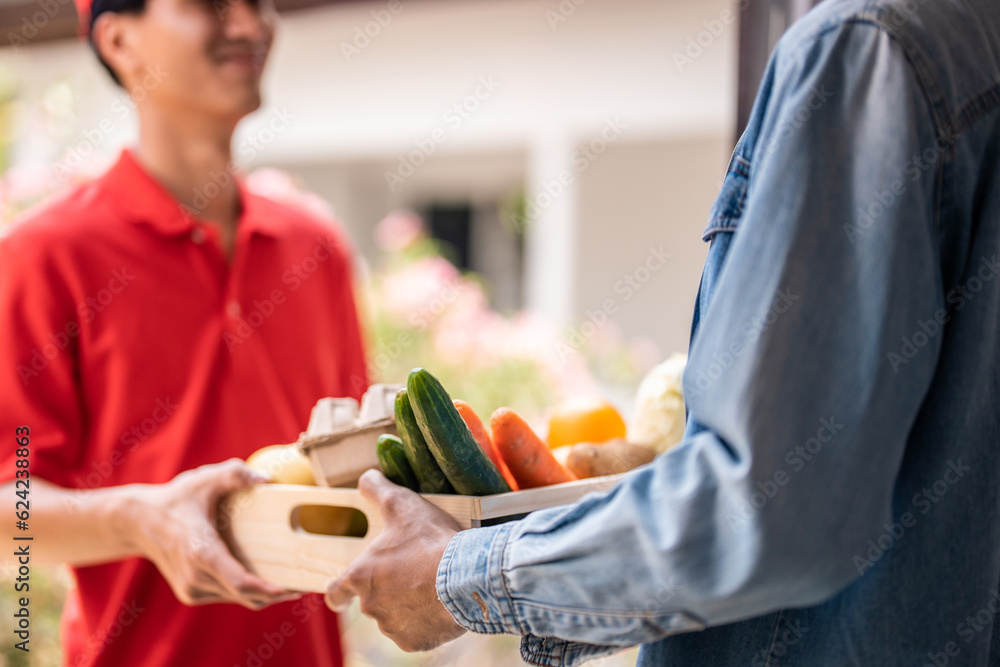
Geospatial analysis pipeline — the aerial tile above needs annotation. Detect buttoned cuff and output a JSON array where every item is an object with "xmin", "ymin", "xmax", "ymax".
[
  {"xmin": 435, "ymin": 524, "xmax": 628, "ymax": 667},
  {"xmin": 435, "ymin": 522, "xmax": 520, "ymax": 635}
]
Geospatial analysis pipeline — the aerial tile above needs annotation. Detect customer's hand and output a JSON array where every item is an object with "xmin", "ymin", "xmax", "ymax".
[
  {"xmin": 126, "ymin": 458, "xmax": 301, "ymax": 610},
  {"xmin": 325, "ymin": 470, "xmax": 466, "ymax": 652}
]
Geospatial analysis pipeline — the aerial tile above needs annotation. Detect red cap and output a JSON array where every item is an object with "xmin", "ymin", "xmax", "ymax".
[{"xmin": 74, "ymin": 0, "xmax": 93, "ymax": 38}]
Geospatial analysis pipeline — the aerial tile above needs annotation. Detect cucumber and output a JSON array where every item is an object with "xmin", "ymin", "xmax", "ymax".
[
  {"xmin": 394, "ymin": 388, "xmax": 455, "ymax": 494},
  {"xmin": 406, "ymin": 368, "xmax": 512, "ymax": 496},
  {"xmin": 376, "ymin": 434, "xmax": 420, "ymax": 492}
]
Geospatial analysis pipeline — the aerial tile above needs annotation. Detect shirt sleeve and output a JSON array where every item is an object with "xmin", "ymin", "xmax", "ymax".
[
  {"xmin": 0, "ymin": 227, "xmax": 86, "ymax": 487},
  {"xmin": 437, "ymin": 20, "xmax": 945, "ymax": 666}
]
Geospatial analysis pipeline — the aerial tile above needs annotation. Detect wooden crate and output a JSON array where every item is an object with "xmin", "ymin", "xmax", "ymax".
[
  {"xmin": 220, "ymin": 474, "xmax": 625, "ymax": 593},
  {"xmin": 297, "ymin": 384, "xmax": 402, "ymax": 487}
]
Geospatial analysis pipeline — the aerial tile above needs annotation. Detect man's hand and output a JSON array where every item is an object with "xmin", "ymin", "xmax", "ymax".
[
  {"xmin": 325, "ymin": 470, "xmax": 467, "ymax": 652},
  {"xmin": 125, "ymin": 458, "xmax": 301, "ymax": 610}
]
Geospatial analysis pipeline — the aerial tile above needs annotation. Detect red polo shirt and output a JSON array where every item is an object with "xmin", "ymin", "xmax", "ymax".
[{"xmin": 0, "ymin": 149, "xmax": 368, "ymax": 667}]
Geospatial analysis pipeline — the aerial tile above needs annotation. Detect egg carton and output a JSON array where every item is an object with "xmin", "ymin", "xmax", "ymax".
[{"xmin": 297, "ymin": 383, "xmax": 402, "ymax": 487}]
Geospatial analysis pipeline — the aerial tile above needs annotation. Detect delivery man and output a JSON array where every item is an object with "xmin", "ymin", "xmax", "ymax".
[
  {"xmin": 0, "ymin": 0, "xmax": 367, "ymax": 663},
  {"xmin": 324, "ymin": 0, "xmax": 1000, "ymax": 665}
]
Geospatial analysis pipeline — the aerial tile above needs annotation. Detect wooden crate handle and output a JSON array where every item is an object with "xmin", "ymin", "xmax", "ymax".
[{"xmin": 220, "ymin": 485, "xmax": 383, "ymax": 594}]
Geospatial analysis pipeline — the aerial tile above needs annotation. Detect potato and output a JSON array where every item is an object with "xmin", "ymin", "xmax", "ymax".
[
  {"xmin": 565, "ymin": 439, "xmax": 656, "ymax": 479},
  {"xmin": 245, "ymin": 444, "xmax": 317, "ymax": 485}
]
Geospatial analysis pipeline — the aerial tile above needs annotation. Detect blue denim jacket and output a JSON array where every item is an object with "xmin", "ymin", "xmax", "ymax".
[{"xmin": 436, "ymin": 1, "xmax": 1000, "ymax": 664}]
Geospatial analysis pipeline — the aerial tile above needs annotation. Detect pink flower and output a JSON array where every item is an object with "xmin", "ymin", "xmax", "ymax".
[
  {"xmin": 245, "ymin": 167, "xmax": 295, "ymax": 198},
  {"xmin": 379, "ymin": 256, "xmax": 461, "ymax": 322},
  {"xmin": 628, "ymin": 338, "xmax": 663, "ymax": 376},
  {"xmin": 374, "ymin": 210, "xmax": 425, "ymax": 253},
  {"xmin": 432, "ymin": 319, "xmax": 479, "ymax": 364},
  {"xmin": 3, "ymin": 163, "xmax": 60, "ymax": 204},
  {"xmin": 432, "ymin": 284, "xmax": 503, "ymax": 369},
  {"xmin": 505, "ymin": 313, "xmax": 561, "ymax": 362},
  {"xmin": 544, "ymin": 351, "xmax": 599, "ymax": 400}
]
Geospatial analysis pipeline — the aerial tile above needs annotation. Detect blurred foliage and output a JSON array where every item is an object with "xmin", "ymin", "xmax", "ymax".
[
  {"xmin": 363, "ymin": 249, "xmax": 559, "ymax": 422},
  {"xmin": 0, "ymin": 72, "xmax": 15, "ymax": 174},
  {"xmin": 0, "ymin": 563, "xmax": 69, "ymax": 667},
  {"xmin": 363, "ymin": 210, "xmax": 654, "ymax": 427}
]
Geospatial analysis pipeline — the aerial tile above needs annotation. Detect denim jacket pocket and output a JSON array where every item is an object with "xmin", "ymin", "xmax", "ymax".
[
  {"xmin": 689, "ymin": 152, "xmax": 750, "ymax": 350},
  {"xmin": 703, "ymin": 153, "xmax": 751, "ymax": 242}
]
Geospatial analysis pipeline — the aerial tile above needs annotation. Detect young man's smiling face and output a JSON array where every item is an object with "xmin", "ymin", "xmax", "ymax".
[{"xmin": 96, "ymin": 0, "xmax": 276, "ymax": 122}]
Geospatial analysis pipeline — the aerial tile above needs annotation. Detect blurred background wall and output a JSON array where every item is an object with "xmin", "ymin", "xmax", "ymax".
[{"xmin": 1, "ymin": 0, "xmax": 742, "ymax": 359}]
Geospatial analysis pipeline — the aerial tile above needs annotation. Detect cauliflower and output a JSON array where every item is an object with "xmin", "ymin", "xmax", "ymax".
[{"xmin": 629, "ymin": 353, "xmax": 687, "ymax": 454}]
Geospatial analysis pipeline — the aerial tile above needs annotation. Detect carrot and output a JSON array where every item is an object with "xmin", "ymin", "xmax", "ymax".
[
  {"xmin": 490, "ymin": 407, "xmax": 576, "ymax": 489},
  {"xmin": 454, "ymin": 399, "xmax": 519, "ymax": 491}
]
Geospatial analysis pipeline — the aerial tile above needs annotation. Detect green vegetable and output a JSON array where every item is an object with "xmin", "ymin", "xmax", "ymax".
[
  {"xmin": 407, "ymin": 367, "xmax": 512, "ymax": 496},
  {"xmin": 394, "ymin": 388, "xmax": 455, "ymax": 494},
  {"xmin": 376, "ymin": 434, "xmax": 420, "ymax": 492}
]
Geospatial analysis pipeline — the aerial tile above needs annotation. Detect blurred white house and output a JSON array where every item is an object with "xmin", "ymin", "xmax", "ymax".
[{"xmin": 0, "ymin": 0, "xmax": 738, "ymax": 357}]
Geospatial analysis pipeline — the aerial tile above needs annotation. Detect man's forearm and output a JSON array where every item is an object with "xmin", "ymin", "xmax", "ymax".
[
  {"xmin": 4, "ymin": 461, "xmax": 300, "ymax": 609},
  {"xmin": 4, "ymin": 478, "xmax": 144, "ymax": 566}
]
